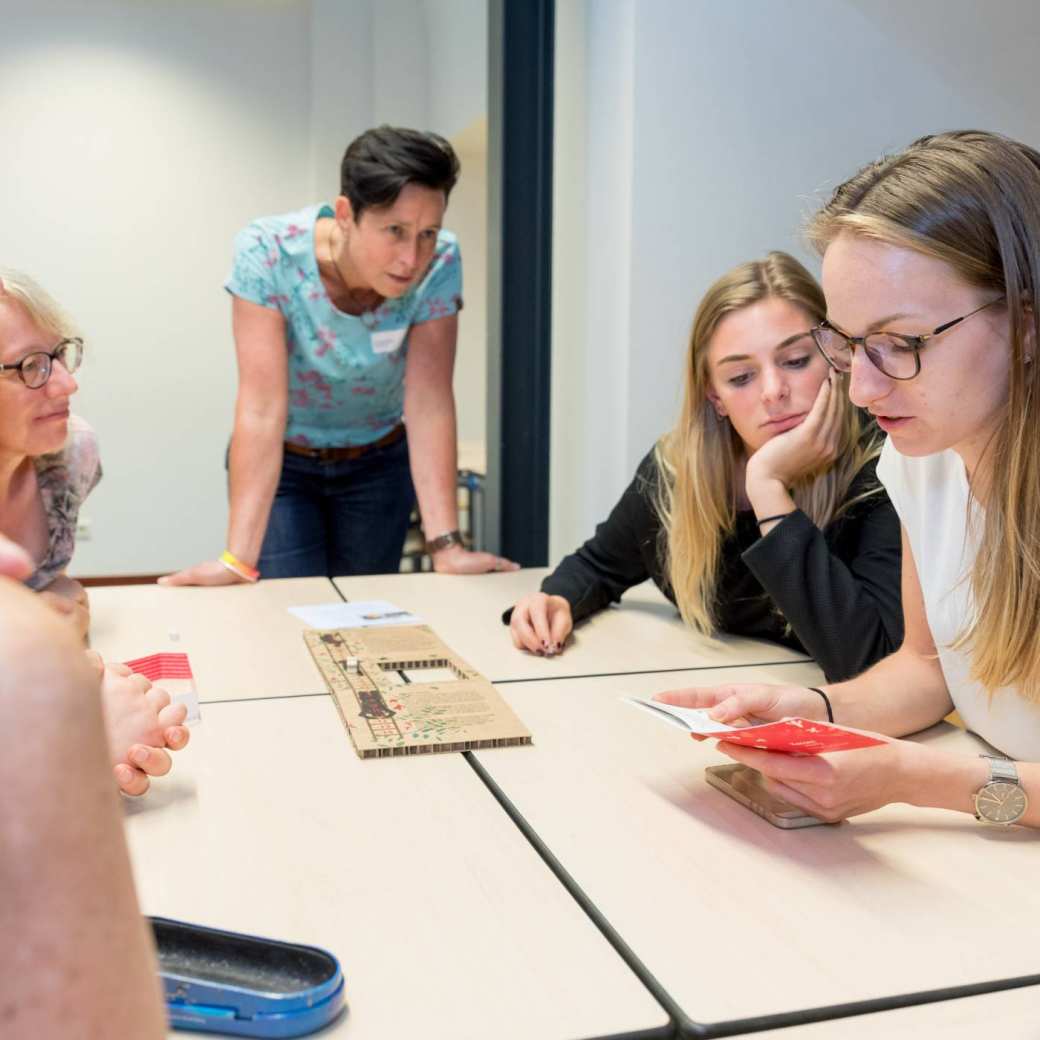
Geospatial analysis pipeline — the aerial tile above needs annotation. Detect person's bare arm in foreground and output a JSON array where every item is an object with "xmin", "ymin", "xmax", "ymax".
[{"xmin": 0, "ymin": 573, "xmax": 165, "ymax": 1038}]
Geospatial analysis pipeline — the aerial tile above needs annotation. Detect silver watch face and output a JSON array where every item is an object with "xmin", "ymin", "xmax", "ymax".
[{"xmin": 976, "ymin": 781, "xmax": 1028, "ymax": 824}]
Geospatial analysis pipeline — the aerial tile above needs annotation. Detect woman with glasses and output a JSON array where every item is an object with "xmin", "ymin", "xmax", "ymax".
[
  {"xmin": 508, "ymin": 252, "xmax": 903, "ymax": 682},
  {"xmin": 161, "ymin": 125, "xmax": 515, "ymax": 587},
  {"xmin": 0, "ymin": 275, "xmax": 189, "ymax": 797},
  {"xmin": 0, "ymin": 269, "xmax": 95, "ymax": 636},
  {"xmin": 658, "ymin": 131, "xmax": 1040, "ymax": 828}
]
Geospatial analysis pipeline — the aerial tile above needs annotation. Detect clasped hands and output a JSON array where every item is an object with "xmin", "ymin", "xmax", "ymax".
[
  {"xmin": 655, "ymin": 682, "xmax": 910, "ymax": 822},
  {"xmin": 0, "ymin": 535, "xmax": 189, "ymax": 796},
  {"xmin": 89, "ymin": 651, "xmax": 191, "ymax": 797}
]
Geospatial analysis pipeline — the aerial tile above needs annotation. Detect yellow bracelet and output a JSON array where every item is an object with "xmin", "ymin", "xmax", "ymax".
[{"xmin": 219, "ymin": 550, "xmax": 260, "ymax": 583}]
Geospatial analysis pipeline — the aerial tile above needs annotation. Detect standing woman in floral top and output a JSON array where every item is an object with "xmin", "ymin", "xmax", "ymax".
[{"xmin": 163, "ymin": 126, "xmax": 516, "ymax": 585}]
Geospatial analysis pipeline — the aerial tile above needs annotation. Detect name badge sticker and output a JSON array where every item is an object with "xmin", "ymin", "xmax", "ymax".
[{"xmin": 370, "ymin": 328, "xmax": 408, "ymax": 355}]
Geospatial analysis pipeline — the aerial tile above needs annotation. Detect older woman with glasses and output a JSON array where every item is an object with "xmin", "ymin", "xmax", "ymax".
[
  {"xmin": 658, "ymin": 130, "xmax": 1040, "ymax": 829},
  {"xmin": 0, "ymin": 272, "xmax": 190, "ymax": 798},
  {"xmin": 0, "ymin": 270, "xmax": 95, "ymax": 635}
]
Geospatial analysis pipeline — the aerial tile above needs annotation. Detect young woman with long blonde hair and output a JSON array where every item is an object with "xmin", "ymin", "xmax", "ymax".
[
  {"xmin": 509, "ymin": 252, "xmax": 902, "ymax": 682},
  {"xmin": 658, "ymin": 130, "xmax": 1040, "ymax": 828}
]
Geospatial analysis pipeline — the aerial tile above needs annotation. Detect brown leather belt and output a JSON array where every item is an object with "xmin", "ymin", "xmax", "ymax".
[{"xmin": 283, "ymin": 423, "xmax": 405, "ymax": 462}]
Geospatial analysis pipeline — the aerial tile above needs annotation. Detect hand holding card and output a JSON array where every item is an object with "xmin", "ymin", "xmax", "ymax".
[{"xmin": 624, "ymin": 696, "xmax": 884, "ymax": 754}]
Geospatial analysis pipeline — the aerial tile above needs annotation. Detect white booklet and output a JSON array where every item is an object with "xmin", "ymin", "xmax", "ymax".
[
  {"xmin": 288, "ymin": 600, "xmax": 422, "ymax": 630},
  {"xmin": 624, "ymin": 696, "xmax": 737, "ymax": 734}
]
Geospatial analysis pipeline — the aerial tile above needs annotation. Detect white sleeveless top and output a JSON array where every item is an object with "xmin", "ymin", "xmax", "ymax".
[{"xmin": 877, "ymin": 438, "xmax": 1040, "ymax": 760}]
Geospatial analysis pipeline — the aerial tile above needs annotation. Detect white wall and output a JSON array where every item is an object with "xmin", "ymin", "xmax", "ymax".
[
  {"xmin": 447, "ymin": 124, "xmax": 489, "ymax": 444},
  {"xmin": 0, "ymin": 1, "xmax": 312, "ymax": 575},
  {"xmin": 551, "ymin": 0, "xmax": 632, "ymax": 563},
  {"xmin": 1, "ymin": 0, "xmax": 487, "ymax": 575},
  {"xmin": 551, "ymin": 0, "xmax": 1040, "ymax": 560}
]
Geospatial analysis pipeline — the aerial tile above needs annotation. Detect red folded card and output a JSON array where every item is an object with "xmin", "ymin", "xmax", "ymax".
[
  {"xmin": 124, "ymin": 652, "xmax": 200, "ymax": 723},
  {"xmin": 125, "ymin": 652, "xmax": 194, "ymax": 681},
  {"xmin": 708, "ymin": 717, "xmax": 884, "ymax": 754},
  {"xmin": 624, "ymin": 697, "xmax": 884, "ymax": 755}
]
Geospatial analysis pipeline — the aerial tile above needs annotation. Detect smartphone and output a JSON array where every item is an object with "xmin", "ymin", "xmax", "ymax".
[{"xmin": 704, "ymin": 763, "xmax": 833, "ymax": 829}]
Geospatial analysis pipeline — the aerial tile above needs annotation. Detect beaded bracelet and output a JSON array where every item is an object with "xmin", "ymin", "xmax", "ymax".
[{"xmin": 219, "ymin": 550, "xmax": 260, "ymax": 583}]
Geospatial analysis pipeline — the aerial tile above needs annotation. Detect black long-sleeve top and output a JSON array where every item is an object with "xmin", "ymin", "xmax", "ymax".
[{"xmin": 512, "ymin": 450, "xmax": 904, "ymax": 682}]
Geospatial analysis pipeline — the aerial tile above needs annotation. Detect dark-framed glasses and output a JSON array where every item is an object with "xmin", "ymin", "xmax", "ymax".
[
  {"xmin": 810, "ymin": 297, "xmax": 1004, "ymax": 381},
  {"xmin": 0, "ymin": 337, "xmax": 84, "ymax": 389}
]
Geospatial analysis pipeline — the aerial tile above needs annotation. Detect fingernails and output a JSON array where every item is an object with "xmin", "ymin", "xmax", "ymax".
[
  {"xmin": 115, "ymin": 764, "xmax": 134, "ymax": 784},
  {"xmin": 130, "ymin": 746, "xmax": 149, "ymax": 766}
]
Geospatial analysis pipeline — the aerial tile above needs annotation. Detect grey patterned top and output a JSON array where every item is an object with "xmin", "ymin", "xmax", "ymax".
[{"xmin": 26, "ymin": 415, "xmax": 102, "ymax": 590}]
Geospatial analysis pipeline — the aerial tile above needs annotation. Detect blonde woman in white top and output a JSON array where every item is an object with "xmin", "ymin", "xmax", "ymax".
[{"xmin": 657, "ymin": 130, "xmax": 1040, "ymax": 827}]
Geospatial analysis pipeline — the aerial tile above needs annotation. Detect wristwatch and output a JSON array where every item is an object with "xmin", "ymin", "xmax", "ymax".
[
  {"xmin": 973, "ymin": 754, "xmax": 1028, "ymax": 825},
  {"xmin": 425, "ymin": 529, "xmax": 465, "ymax": 554}
]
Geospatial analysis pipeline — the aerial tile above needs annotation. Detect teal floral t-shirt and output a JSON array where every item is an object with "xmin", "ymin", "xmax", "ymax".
[{"xmin": 225, "ymin": 203, "xmax": 462, "ymax": 448}]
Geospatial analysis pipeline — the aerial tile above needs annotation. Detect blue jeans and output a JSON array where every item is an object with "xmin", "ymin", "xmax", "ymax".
[{"xmin": 257, "ymin": 435, "xmax": 415, "ymax": 578}]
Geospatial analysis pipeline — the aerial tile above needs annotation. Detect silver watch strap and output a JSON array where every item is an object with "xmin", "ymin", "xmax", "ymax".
[{"xmin": 981, "ymin": 754, "xmax": 1020, "ymax": 784}]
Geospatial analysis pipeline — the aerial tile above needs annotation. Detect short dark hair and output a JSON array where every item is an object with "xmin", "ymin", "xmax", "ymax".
[{"xmin": 340, "ymin": 126, "xmax": 460, "ymax": 221}]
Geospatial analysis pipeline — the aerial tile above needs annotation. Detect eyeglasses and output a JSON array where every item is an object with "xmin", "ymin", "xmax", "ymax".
[
  {"xmin": 810, "ymin": 297, "xmax": 1004, "ymax": 381},
  {"xmin": 0, "ymin": 337, "xmax": 84, "ymax": 389}
]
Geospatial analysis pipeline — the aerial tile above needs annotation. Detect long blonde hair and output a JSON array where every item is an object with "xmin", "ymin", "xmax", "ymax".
[
  {"xmin": 653, "ymin": 251, "xmax": 879, "ymax": 635},
  {"xmin": 807, "ymin": 130, "xmax": 1040, "ymax": 702}
]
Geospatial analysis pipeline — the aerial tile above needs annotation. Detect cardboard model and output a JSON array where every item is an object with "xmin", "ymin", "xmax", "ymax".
[{"xmin": 304, "ymin": 625, "xmax": 532, "ymax": 758}]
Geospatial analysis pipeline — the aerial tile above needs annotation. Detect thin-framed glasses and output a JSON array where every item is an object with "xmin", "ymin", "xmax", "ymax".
[
  {"xmin": 0, "ymin": 337, "xmax": 84, "ymax": 389},
  {"xmin": 811, "ymin": 297, "xmax": 1004, "ymax": 381}
]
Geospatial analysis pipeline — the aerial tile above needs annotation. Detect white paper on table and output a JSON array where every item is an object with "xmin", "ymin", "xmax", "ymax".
[
  {"xmin": 161, "ymin": 680, "xmax": 202, "ymax": 724},
  {"xmin": 622, "ymin": 695, "xmax": 738, "ymax": 734},
  {"xmin": 288, "ymin": 600, "xmax": 422, "ymax": 629}
]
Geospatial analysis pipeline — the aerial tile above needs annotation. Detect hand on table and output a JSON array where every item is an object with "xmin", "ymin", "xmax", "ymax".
[
  {"xmin": 431, "ymin": 543, "xmax": 519, "ymax": 574},
  {"xmin": 744, "ymin": 370, "xmax": 843, "ymax": 504},
  {"xmin": 158, "ymin": 559, "xmax": 248, "ymax": 587},
  {"xmin": 86, "ymin": 651, "xmax": 192, "ymax": 796},
  {"xmin": 510, "ymin": 593, "xmax": 573, "ymax": 656}
]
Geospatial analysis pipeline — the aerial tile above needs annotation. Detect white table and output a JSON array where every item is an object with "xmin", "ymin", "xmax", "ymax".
[
  {"xmin": 472, "ymin": 665, "xmax": 1040, "ymax": 1035},
  {"xmin": 125, "ymin": 695, "xmax": 671, "ymax": 1040},
  {"xmin": 333, "ymin": 569, "xmax": 809, "ymax": 684},
  {"xmin": 89, "ymin": 579, "xmax": 336, "ymax": 702},
  {"xmin": 752, "ymin": 983, "xmax": 1040, "ymax": 1039}
]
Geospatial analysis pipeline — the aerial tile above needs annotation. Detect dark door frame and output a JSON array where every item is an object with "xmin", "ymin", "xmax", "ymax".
[{"xmin": 486, "ymin": 0, "xmax": 554, "ymax": 565}]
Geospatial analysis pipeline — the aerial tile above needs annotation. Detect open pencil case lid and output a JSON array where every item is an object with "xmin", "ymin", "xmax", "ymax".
[{"xmin": 151, "ymin": 916, "xmax": 346, "ymax": 1037}]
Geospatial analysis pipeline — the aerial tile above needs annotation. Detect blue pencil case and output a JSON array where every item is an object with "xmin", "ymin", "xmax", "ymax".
[{"xmin": 151, "ymin": 917, "xmax": 346, "ymax": 1037}]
